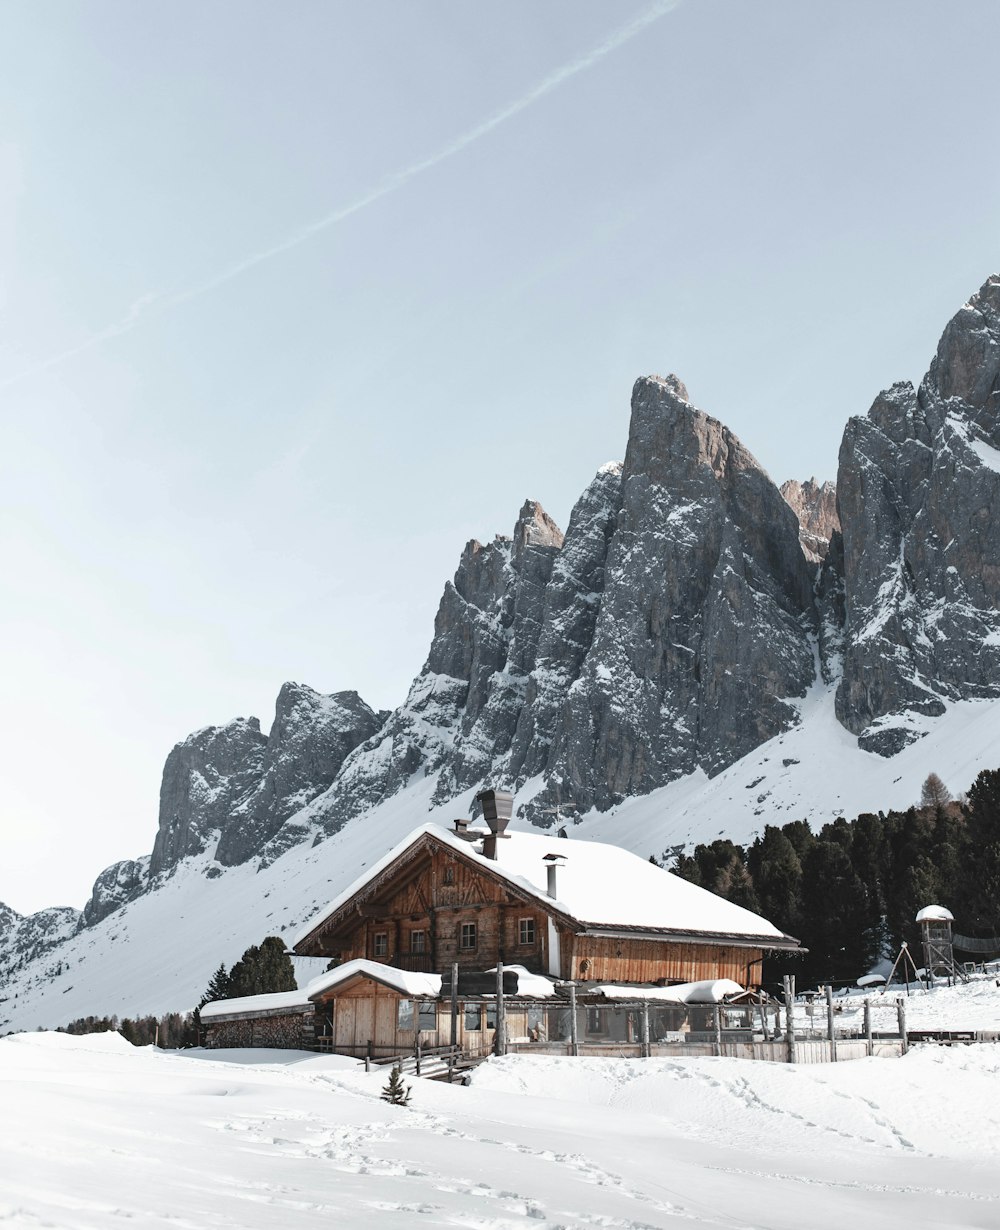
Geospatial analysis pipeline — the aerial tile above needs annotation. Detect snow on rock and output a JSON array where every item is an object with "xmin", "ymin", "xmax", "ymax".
[{"xmin": 836, "ymin": 275, "xmax": 1000, "ymax": 754}]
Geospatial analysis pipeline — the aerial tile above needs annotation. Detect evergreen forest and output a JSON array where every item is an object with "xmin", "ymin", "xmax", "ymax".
[{"xmin": 670, "ymin": 767, "xmax": 1000, "ymax": 990}]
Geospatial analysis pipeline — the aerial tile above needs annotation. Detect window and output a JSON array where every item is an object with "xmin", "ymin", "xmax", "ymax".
[
  {"xmin": 410, "ymin": 929, "xmax": 426, "ymax": 954},
  {"xmin": 418, "ymin": 1000, "xmax": 437, "ymax": 1031},
  {"xmin": 518, "ymin": 918, "xmax": 536, "ymax": 945},
  {"xmin": 443, "ymin": 865, "xmax": 455, "ymax": 885},
  {"xmin": 586, "ymin": 1007, "xmax": 608, "ymax": 1035},
  {"xmin": 397, "ymin": 999, "xmax": 414, "ymax": 1030},
  {"xmin": 373, "ymin": 932, "xmax": 388, "ymax": 957},
  {"xmin": 464, "ymin": 1004, "xmax": 481, "ymax": 1031},
  {"xmin": 460, "ymin": 922, "xmax": 477, "ymax": 951},
  {"xmin": 485, "ymin": 1003, "xmax": 497, "ymax": 1030}
]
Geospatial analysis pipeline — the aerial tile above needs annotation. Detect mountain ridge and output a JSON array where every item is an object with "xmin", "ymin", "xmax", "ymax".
[{"xmin": 4, "ymin": 273, "xmax": 1000, "ymax": 1030}]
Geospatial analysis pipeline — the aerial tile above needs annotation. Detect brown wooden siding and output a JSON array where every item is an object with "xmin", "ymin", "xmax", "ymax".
[
  {"xmin": 310, "ymin": 844, "xmax": 550, "ymax": 973},
  {"xmin": 562, "ymin": 934, "xmax": 764, "ymax": 988}
]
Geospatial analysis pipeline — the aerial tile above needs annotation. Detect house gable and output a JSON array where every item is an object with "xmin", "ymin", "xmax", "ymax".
[{"xmin": 294, "ymin": 833, "xmax": 565, "ymax": 974}]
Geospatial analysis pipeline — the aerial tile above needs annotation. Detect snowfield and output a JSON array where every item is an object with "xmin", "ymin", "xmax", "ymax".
[{"xmin": 2, "ymin": 1031, "xmax": 1000, "ymax": 1229}]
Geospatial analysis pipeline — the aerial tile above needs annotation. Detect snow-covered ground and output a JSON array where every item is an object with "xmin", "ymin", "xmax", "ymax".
[
  {"xmin": 829, "ymin": 971, "xmax": 1000, "ymax": 1035},
  {"xmin": 5, "ymin": 688, "xmax": 1000, "ymax": 1035},
  {"xmin": 3, "ymin": 1030, "xmax": 1000, "ymax": 1229}
]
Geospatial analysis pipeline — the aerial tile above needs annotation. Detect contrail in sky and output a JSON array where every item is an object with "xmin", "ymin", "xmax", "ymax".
[{"xmin": 2, "ymin": 0, "xmax": 681, "ymax": 390}]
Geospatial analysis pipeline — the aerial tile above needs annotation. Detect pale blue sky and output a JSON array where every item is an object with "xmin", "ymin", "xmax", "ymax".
[{"xmin": 2, "ymin": 1, "xmax": 999, "ymax": 913}]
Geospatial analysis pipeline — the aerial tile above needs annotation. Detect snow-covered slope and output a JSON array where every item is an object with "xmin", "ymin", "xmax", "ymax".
[
  {"xmin": 4, "ymin": 684, "xmax": 999, "ymax": 1034},
  {"xmin": 575, "ymin": 682, "xmax": 1000, "ymax": 860}
]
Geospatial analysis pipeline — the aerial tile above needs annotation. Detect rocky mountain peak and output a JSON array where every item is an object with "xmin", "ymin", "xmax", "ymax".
[
  {"xmin": 835, "ymin": 277, "xmax": 1000, "ymax": 753},
  {"xmin": 925, "ymin": 274, "xmax": 1000, "ymax": 434},
  {"xmin": 148, "ymin": 687, "xmax": 383, "ymax": 879},
  {"xmin": 780, "ymin": 478, "xmax": 840, "ymax": 564},
  {"xmin": 639, "ymin": 372, "xmax": 690, "ymax": 403},
  {"xmin": 513, "ymin": 499, "xmax": 564, "ymax": 555}
]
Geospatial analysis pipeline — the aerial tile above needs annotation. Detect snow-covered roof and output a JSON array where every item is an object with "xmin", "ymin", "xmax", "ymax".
[
  {"xmin": 485, "ymin": 965, "xmax": 557, "ymax": 998},
  {"xmin": 200, "ymin": 988, "xmax": 312, "ymax": 1019},
  {"xmin": 303, "ymin": 958, "xmax": 441, "ymax": 1000},
  {"xmin": 587, "ymin": 978, "xmax": 744, "ymax": 1004},
  {"xmin": 201, "ymin": 960, "xmax": 443, "ymax": 1019},
  {"xmin": 916, "ymin": 905, "xmax": 955, "ymax": 923},
  {"xmin": 293, "ymin": 823, "xmax": 795, "ymax": 949}
]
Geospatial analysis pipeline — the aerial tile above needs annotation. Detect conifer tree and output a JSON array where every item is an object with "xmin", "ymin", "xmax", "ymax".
[
  {"xmin": 381, "ymin": 1065, "xmax": 412, "ymax": 1106},
  {"xmin": 955, "ymin": 769, "xmax": 1000, "ymax": 935},
  {"xmin": 199, "ymin": 963, "xmax": 232, "ymax": 1008},
  {"xmin": 227, "ymin": 937, "xmax": 297, "ymax": 998}
]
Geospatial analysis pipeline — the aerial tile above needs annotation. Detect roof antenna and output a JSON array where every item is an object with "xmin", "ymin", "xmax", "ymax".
[{"xmin": 541, "ymin": 787, "xmax": 572, "ymax": 830}]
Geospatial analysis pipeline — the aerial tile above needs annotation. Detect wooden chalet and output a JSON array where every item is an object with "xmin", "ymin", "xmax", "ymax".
[{"xmin": 201, "ymin": 791, "xmax": 800, "ymax": 1059}]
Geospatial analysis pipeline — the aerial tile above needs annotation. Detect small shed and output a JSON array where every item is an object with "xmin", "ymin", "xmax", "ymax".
[{"xmin": 200, "ymin": 987, "xmax": 316, "ymax": 1050}]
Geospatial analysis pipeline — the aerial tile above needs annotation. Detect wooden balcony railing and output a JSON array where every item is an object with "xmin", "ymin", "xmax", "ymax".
[{"xmin": 390, "ymin": 953, "xmax": 435, "ymax": 973}]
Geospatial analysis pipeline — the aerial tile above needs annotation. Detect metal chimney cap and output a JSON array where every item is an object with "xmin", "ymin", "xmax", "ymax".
[
  {"xmin": 477, "ymin": 788, "xmax": 513, "ymax": 831},
  {"xmin": 542, "ymin": 852, "xmax": 567, "ymax": 862}
]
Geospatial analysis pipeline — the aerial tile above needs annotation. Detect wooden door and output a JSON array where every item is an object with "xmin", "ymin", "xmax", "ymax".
[{"xmin": 353, "ymin": 997, "xmax": 375, "ymax": 1052}]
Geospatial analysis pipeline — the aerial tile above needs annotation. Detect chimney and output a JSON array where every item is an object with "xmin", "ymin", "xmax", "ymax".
[
  {"xmin": 478, "ymin": 788, "xmax": 513, "ymax": 860},
  {"xmin": 453, "ymin": 817, "xmax": 474, "ymax": 840},
  {"xmin": 543, "ymin": 852, "xmax": 567, "ymax": 899}
]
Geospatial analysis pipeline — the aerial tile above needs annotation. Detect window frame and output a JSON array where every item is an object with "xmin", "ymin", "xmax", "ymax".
[
  {"xmin": 460, "ymin": 921, "xmax": 478, "ymax": 951},
  {"xmin": 373, "ymin": 931, "xmax": 388, "ymax": 958},
  {"xmin": 518, "ymin": 917, "xmax": 536, "ymax": 946},
  {"xmin": 409, "ymin": 929, "xmax": 426, "ymax": 954}
]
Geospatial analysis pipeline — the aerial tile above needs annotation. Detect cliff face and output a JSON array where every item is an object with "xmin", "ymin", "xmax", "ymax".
[
  {"xmin": 302, "ymin": 374, "xmax": 818, "ymax": 831},
  {"xmin": 835, "ymin": 275, "xmax": 1000, "ymax": 753},
  {"xmin": 528, "ymin": 376, "xmax": 817, "ymax": 815},
  {"xmin": 781, "ymin": 478, "xmax": 840, "ymax": 563},
  {"xmin": 144, "ymin": 685, "xmax": 384, "ymax": 880}
]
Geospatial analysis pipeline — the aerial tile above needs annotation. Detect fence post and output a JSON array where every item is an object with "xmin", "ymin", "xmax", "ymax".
[
  {"xmin": 569, "ymin": 983, "xmax": 579, "ymax": 1057},
  {"xmin": 864, "ymin": 997, "xmax": 873, "ymax": 1057},
  {"xmin": 896, "ymin": 997, "xmax": 908, "ymax": 1055},
  {"xmin": 365, "ymin": 1039, "xmax": 371, "ymax": 1073},
  {"xmin": 495, "ymin": 961, "xmax": 507, "ymax": 1057},
  {"xmin": 783, "ymin": 975, "xmax": 797, "ymax": 1064},
  {"xmin": 450, "ymin": 961, "xmax": 459, "ymax": 1049},
  {"xmin": 641, "ymin": 1002, "xmax": 650, "ymax": 1058},
  {"xmin": 825, "ymin": 984, "xmax": 837, "ymax": 1062},
  {"xmin": 713, "ymin": 1005, "xmax": 723, "ymax": 1057}
]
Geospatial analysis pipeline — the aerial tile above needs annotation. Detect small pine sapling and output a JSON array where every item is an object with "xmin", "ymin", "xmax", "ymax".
[{"xmin": 381, "ymin": 1064, "xmax": 412, "ymax": 1106}]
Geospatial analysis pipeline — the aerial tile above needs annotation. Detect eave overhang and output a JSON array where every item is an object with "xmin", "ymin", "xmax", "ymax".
[{"xmin": 577, "ymin": 924, "xmax": 802, "ymax": 952}]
